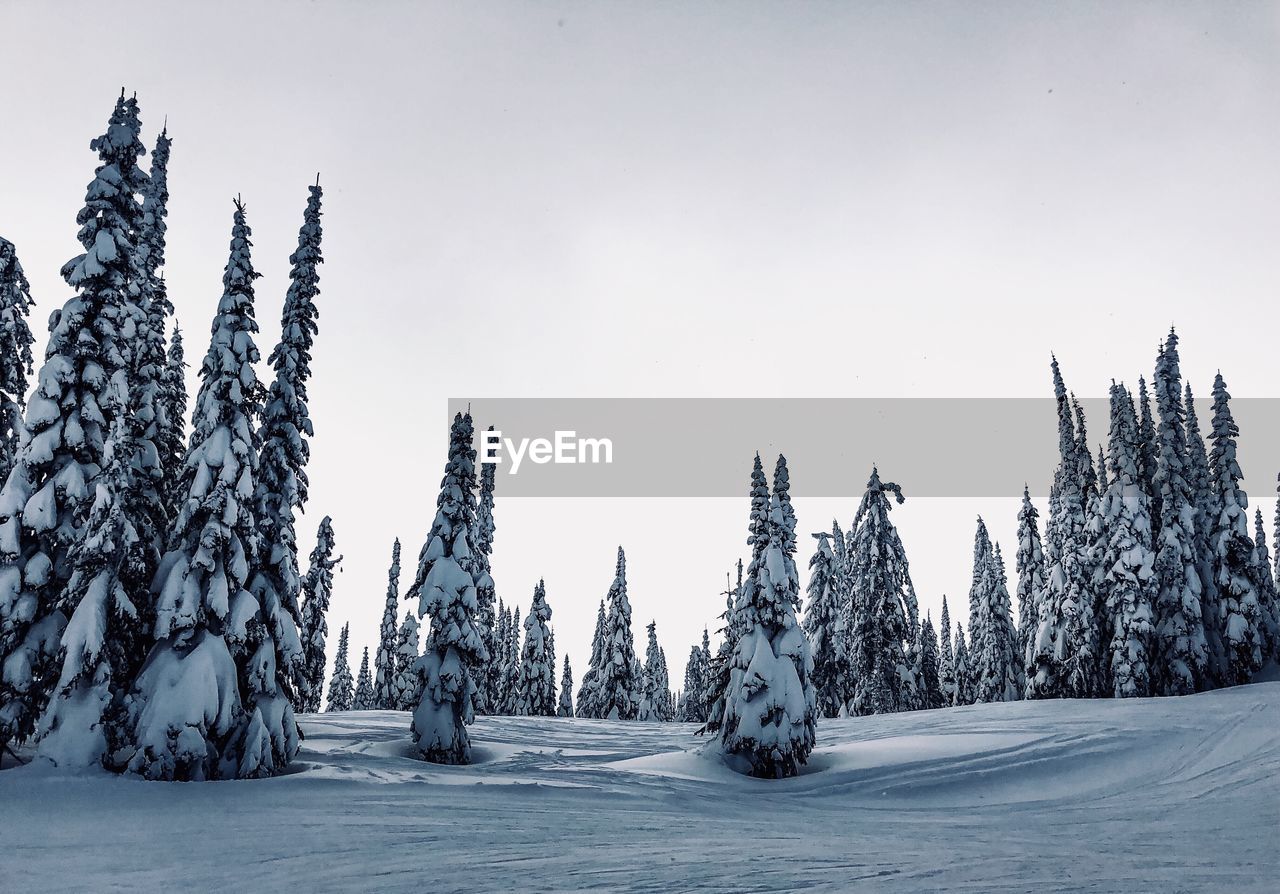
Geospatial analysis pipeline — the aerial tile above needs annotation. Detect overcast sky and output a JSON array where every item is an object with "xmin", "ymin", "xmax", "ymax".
[{"xmin": 3, "ymin": 2, "xmax": 1279, "ymax": 694}]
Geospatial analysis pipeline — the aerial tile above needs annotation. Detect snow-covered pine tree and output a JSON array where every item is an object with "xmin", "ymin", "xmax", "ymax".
[
  {"xmin": 295, "ymin": 516, "xmax": 341, "ymax": 713},
  {"xmin": 158, "ymin": 325, "xmax": 187, "ymax": 524},
  {"xmin": 952, "ymin": 622, "xmax": 974, "ymax": 706},
  {"xmin": 972, "ymin": 536, "xmax": 1021, "ymax": 703},
  {"xmin": 352, "ymin": 646, "xmax": 374, "ymax": 711},
  {"xmin": 1015, "ymin": 487, "xmax": 1045, "ymax": 683},
  {"xmin": 501, "ymin": 605, "xmax": 521, "ymax": 714},
  {"xmin": 248, "ymin": 181, "xmax": 324, "ymax": 736},
  {"xmin": 843, "ymin": 468, "xmax": 917, "ymax": 715},
  {"xmin": 1207, "ymin": 373, "xmax": 1264, "ymax": 685},
  {"xmin": 36, "ymin": 396, "xmax": 152, "ymax": 768},
  {"xmin": 968, "ymin": 517, "xmax": 993, "ymax": 637},
  {"xmin": 1, "ymin": 95, "xmax": 149, "ymax": 756},
  {"xmin": 391, "ymin": 609, "xmax": 421, "ymax": 710},
  {"xmin": 574, "ymin": 600, "xmax": 605, "ymax": 718},
  {"xmin": 677, "ymin": 642, "xmax": 706, "ymax": 722},
  {"xmin": 938, "ymin": 595, "xmax": 955, "ymax": 704},
  {"xmin": 595, "ymin": 547, "xmax": 640, "ymax": 720},
  {"xmin": 1027, "ymin": 358, "xmax": 1100, "ymax": 699},
  {"xmin": 659, "ymin": 646, "xmax": 674, "ymax": 718},
  {"xmin": 1136, "ymin": 375, "xmax": 1162, "ymax": 537},
  {"xmin": 1184, "ymin": 382, "xmax": 1223, "ymax": 688},
  {"xmin": 406, "ymin": 411, "xmax": 488, "ymax": 763},
  {"xmin": 804, "ymin": 525, "xmax": 845, "ymax": 718},
  {"xmin": 473, "ymin": 428, "xmax": 498, "ymax": 713},
  {"xmin": 1097, "ymin": 382, "xmax": 1157, "ymax": 698},
  {"xmin": 373, "ymin": 538, "xmax": 401, "ymax": 709},
  {"xmin": 714, "ymin": 455, "xmax": 816, "ymax": 777},
  {"xmin": 326, "ymin": 623, "xmax": 353, "ymax": 712},
  {"xmin": 557, "ymin": 655, "xmax": 574, "ymax": 717},
  {"xmin": 918, "ymin": 613, "xmax": 944, "ymax": 709},
  {"xmin": 125, "ymin": 199, "xmax": 289, "ymax": 780},
  {"xmin": 0, "ymin": 238, "xmax": 35, "ymax": 488},
  {"xmin": 514, "ymin": 579, "xmax": 556, "ymax": 716},
  {"xmin": 638, "ymin": 620, "xmax": 668, "ymax": 721},
  {"xmin": 1251, "ymin": 509, "xmax": 1279, "ymax": 663}
]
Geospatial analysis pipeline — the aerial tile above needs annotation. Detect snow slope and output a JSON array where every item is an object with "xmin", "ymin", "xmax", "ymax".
[{"xmin": 3, "ymin": 683, "xmax": 1277, "ymax": 893}]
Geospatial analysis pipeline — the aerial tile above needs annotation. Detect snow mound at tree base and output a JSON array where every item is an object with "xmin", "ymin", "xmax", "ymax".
[{"xmin": 2, "ymin": 685, "xmax": 1277, "ymax": 892}]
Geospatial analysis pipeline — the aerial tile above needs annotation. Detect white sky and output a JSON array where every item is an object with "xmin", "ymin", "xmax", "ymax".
[{"xmin": 2, "ymin": 2, "xmax": 1279, "ymax": 693}]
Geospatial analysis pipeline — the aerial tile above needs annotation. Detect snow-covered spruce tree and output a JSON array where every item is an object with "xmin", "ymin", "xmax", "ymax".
[
  {"xmin": 490, "ymin": 600, "xmax": 508, "ymax": 712},
  {"xmin": 918, "ymin": 613, "xmax": 944, "ymax": 709},
  {"xmin": 0, "ymin": 238, "xmax": 35, "ymax": 488},
  {"xmin": 0, "ymin": 95, "xmax": 149, "ymax": 756},
  {"xmin": 1027, "ymin": 358, "xmax": 1100, "ymax": 699},
  {"xmin": 938, "ymin": 595, "xmax": 955, "ymax": 704},
  {"xmin": 500, "ymin": 606, "xmax": 521, "ymax": 714},
  {"xmin": 373, "ymin": 538, "xmax": 401, "ymax": 709},
  {"xmin": 804, "ymin": 525, "xmax": 845, "ymax": 718},
  {"xmin": 968, "ymin": 517, "xmax": 993, "ymax": 636},
  {"xmin": 249, "ymin": 182, "xmax": 324, "ymax": 730},
  {"xmin": 473, "ymin": 428, "xmax": 498, "ymax": 714},
  {"xmin": 36, "ymin": 398, "xmax": 152, "ymax": 769},
  {"xmin": 677, "ymin": 643, "xmax": 706, "ymax": 722},
  {"xmin": 638, "ymin": 620, "xmax": 668, "ymax": 721},
  {"xmin": 1207, "ymin": 374, "xmax": 1264, "ymax": 685},
  {"xmin": 158, "ymin": 325, "xmax": 188, "ymax": 524},
  {"xmin": 952, "ymin": 622, "xmax": 974, "ymax": 706},
  {"xmin": 1150, "ymin": 337, "xmax": 1210, "ymax": 695},
  {"xmin": 514, "ymin": 579, "xmax": 556, "ymax": 716},
  {"xmin": 844, "ymin": 468, "xmax": 918, "ymax": 715},
  {"xmin": 1015, "ymin": 487, "xmax": 1046, "ymax": 680},
  {"xmin": 557, "ymin": 655, "xmax": 574, "ymax": 717},
  {"xmin": 326, "ymin": 623, "xmax": 353, "ymax": 712},
  {"xmin": 1184, "ymin": 382, "xmax": 1223, "ymax": 688},
  {"xmin": 125, "ymin": 200, "xmax": 290, "ymax": 780},
  {"xmin": 391, "ymin": 609, "xmax": 420, "ymax": 710},
  {"xmin": 352, "ymin": 646, "xmax": 374, "ymax": 711},
  {"xmin": 714, "ymin": 458, "xmax": 816, "ymax": 777},
  {"xmin": 576, "ymin": 599, "xmax": 606, "ymax": 716},
  {"xmin": 406, "ymin": 411, "xmax": 488, "ymax": 764},
  {"xmin": 1135, "ymin": 375, "xmax": 1162, "ymax": 538},
  {"xmin": 295, "ymin": 516, "xmax": 341, "ymax": 713},
  {"xmin": 1096, "ymin": 382, "xmax": 1157, "ymax": 698},
  {"xmin": 1250, "ymin": 510, "xmax": 1279, "ymax": 662},
  {"xmin": 972, "ymin": 535, "xmax": 1021, "ymax": 703},
  {"xmin": 595, "ymin": 547, "xmax": 640, "ymax": 720}
]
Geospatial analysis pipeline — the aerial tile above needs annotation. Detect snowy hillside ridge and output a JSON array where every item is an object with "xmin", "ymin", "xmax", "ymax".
[{"xmin": 3, "ymin": 683, "xmax": 1277, "ymax": 893}]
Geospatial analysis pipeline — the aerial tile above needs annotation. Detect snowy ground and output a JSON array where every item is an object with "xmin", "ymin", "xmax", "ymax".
[{"xmin": 3, "ymin": 684, "xmax": 1277, "ymax": 893}]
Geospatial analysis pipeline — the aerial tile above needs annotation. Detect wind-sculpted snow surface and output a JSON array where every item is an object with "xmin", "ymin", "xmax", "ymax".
[{"xmin": 3, "ymin": 684, "xmax": 1278, "ymax": 892}]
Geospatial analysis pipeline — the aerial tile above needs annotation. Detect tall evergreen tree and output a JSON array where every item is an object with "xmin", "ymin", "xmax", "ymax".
[
  {"xmin": 952, "ymin": 622, "xmax": 974, "ymax": 706},
  {"xmin": 1251, "ymin": 509, "xmax": 1279, "ymax": 664},
  {"xmin": 126, "ymin": 200, "xmax": 292, "ymax": 779},
  {"xmin": 514, "ymin": 579, "xmax": 556, "ymax": 716},
  {"xmin": 594, "ymin": 547, "xmax": 640, "ymax": 720},
  {"xmin": 843, "ymin": 468, "xmax": 917, "ymax": 715},
  {"xmin": 0, "ymin": 238, "xmax": 35, "ymax": 488},
  {"xmin": 939, "ymin": 595, "xmax": 955, "ymax": 704},
  {"xmin": 1207, "ymin": 373, "xmax": 1264, "ymax": 684},
  {"xmin": 639, "ymin": 620, "xmax": 673, "ymax": 721},
  {"xmin": 575, "ymin": 599, "xmax": 606, "ymax": 718},
  {"xmin": 391, "ymin": 609, "xmax": 421, "ymax": 710},
  {"xmin": 1097, "ymin": 382, "xmax": 1158, "ymax": 698},
  {"xmin": 677, "ymin": 641, "xmax": 706, "ymax": 723},
  {"xmin": 352, "ymin": 646, "xmax": 374, "ymax": 711},
  {"xmin": 1135, "ymin": 375, "xmax": 1161, "ymax": 535},
  {"xmin": 295, "ymin": 516, "xmax": 341, "ymax": 713},
  {"xmin": 1183, "ymin": 382, "xmax": 1222, "ymax": 687},
  {"xmin": 918, "ymin": 613, "xmax": 944, "ymax": 709},
  {"xmin": 158, "ymin": 324, "xmax": 187, "ymax": 524},
  {"xmin": 1027, "ymin": 358, "xmax": 1099, "ymax": 699},
  {"xmin": 1, "ymin": 95, "xmax": 149, "ymax": 755},
  {"xmin": 407, "ymin": 412, "xmax": 488, "ymax": 763},
  {"xmin": 711, "ymin": 455, "xmax": 816, "ymax": 777},
  {"xmin": 473, "ymin": 428, "xmax": 498, "ymax": 713},
  {"xmin": 249, "ymin": 182, "xmax": 324, "ymax": 730},
  {"xmin": 972, "ymin": 534, "xmax": 1021, "ymax": 703},
  {"xmin": 500, "ymin": 606, "xmax": 521, "ymax": 714},
  {"xmin": 803, "ymin": 524, "xmax": 845, "ymax": 718},
  {"xmin": 373, "ymin": 538, "xmax": 402, "ymax": 709},
  {"xmin": 1015, "ymin": 487, "xmax": 1045, "ymax": 683},
  {"xmin": 325, "ymin": 623, "xmax": 353, "ymax": 712},
  {"xmin": 557, "ymin": 655, "xmax": 574, "ymax": 718}
]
